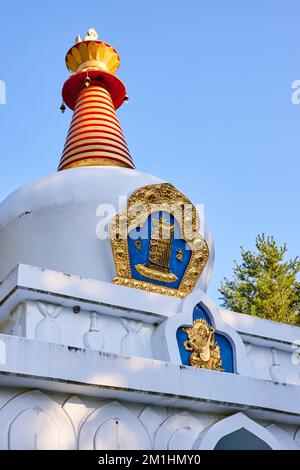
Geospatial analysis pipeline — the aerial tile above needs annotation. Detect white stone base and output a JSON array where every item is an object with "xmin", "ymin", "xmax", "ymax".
[{"xmin": 0, "ymin": 264, "xmax": 299, "ymax": 449}]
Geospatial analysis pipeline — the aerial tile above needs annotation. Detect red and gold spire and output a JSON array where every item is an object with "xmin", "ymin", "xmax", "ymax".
[{"xmin": 58, "ymin": 29, "xmax": 134, "ymax": 171}]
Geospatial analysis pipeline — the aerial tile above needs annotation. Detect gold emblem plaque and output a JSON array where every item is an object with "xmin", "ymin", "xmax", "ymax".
[{"xmin": 109, "ymin": 183, "xmax": 209, "ymax": 298}]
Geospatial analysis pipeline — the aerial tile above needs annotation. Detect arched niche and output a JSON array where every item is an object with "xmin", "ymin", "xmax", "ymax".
[
  {"xmin": 9, "ymin": 407, "xmax": 60, "ymax": 450},
  {"xmin": 193, "ymin": 412, "xmax": 281, "ymax": 450},
  {"xmin": 176, "ymin": 303, "xmax": 234, "ymax": 372},
  {"xmin": 0, "ymin": 390, "xmax": 75, "ymax": 450},
  {"xmin": 214, "ymin": 428, "xmax": 272, "ymax": 450},
  {"xmin": 154, "ymin": 412, "xmax": 203, "ymax": 450},
  {"xmin": 78, "ymin": 401, "xmax": 151, "ymax": 450},
  {"xmin": 153, "ymin": 289, "xmax": 248, "ymax": 375}
]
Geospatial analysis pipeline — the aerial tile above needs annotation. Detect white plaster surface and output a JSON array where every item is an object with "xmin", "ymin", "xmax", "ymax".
[
  {"xmin": 0, "ymin": 264, "xmax": 299, "ymax": 387},
  {"xmin": 0, "ymin": 386, "xmax": 295, "ymax": 450},
  {"xmin": 0, "ymin": 168, "xmax": 298, "ymax": 449},
  {"xmin": 0, "ymin": 167, "xmax": 214, "ymax": 292},
  {"xmin": 0, "ymin": 334, "xmax": 299, "ymax": 425}
]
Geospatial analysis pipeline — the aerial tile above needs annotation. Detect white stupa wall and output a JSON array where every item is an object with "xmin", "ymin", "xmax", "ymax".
[{"xmin": 0, "ymin": 168, "xmax": 298, "ymax": 449}]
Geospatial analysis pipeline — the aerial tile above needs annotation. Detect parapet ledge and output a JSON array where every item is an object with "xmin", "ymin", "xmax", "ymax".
[{"xmin": 0, "ymin": 264, "xmax": 182, "ymax": 326}]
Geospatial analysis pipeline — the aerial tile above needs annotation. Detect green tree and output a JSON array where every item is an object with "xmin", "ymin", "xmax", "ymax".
[{"xmin": 219, "ymin": 234, "xmax": 300, "ymax": 325}]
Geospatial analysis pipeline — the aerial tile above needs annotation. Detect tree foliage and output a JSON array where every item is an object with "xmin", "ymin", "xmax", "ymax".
[{"xmin": 219, "ymin": 234, "xmax": 300, "ymax": 325}]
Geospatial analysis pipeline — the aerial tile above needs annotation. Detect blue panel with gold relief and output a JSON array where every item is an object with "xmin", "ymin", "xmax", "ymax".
[
  {"xmin": 176, "ymin": 304, "xmax": 234, "ymax": 373},
  {"xmin": 109, "ymin": 182, "xmax": 209, "ymax": 298},
  {"xmin": 128, "ymin": 211, "xmax": 191, "ymax": 289}
]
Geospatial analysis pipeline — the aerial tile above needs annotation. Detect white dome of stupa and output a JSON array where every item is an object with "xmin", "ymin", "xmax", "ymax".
[
  {"xmin": 0, "ymin": 166, "xmax": 214, "ymax": 293},
  {"xmin": 0, "ymin": 167, "xmax": 161, "ymax": 282}
]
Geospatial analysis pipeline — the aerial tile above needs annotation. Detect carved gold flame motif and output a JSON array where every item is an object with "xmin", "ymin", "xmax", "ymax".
[
  {"xmin": 135, "ymin": 217, "xmax": 178, "ymax": 283},
  {"xmin": 183, "ymin": 319, "xmax": 223, "ymax": 371}
]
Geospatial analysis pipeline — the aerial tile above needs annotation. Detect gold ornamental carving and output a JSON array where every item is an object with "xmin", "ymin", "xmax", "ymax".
[
  {"xmin": 109, "ymin": 183, "xmax": 209, "ymax": 298},
  {"xmin": 183, "ymin": 319, "xmax": 223, "ymax": 371},
  {"xmin": 135, "ymin": 217, "xmax": 178, "ymax": 283}
]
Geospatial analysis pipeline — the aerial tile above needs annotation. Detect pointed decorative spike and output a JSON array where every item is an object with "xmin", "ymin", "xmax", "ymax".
[
  {"xmin": 106, "ymin": 54, "xmax": 118, "ymax": 69},
  {"xmin": 96, "ymin": 42, "xmax": 106, "ymax": 61},
  {"xmin": 102, "ymin": 45, "xmax": 113, "ymax": 62},
  {"xmin": 66, "ymin": 54, "xmax": 77, "ymax": 72},
  {"xmin": 88, "ymin": 41, "xmax": 97, "ymax": 60},
  {"xmin": 78, "ymin": 42, "xmax": 89, "ymax": 61},
  {"xmin": 110, "ymin": 62, "xmax": 119, "ymax": 74},
  {"xmin": 71, "ymin": 47, "xmax": 82, "ymax": 65}
]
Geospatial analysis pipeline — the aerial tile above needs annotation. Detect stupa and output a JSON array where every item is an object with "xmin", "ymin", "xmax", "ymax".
[{"xmin": 0, "ymin": 29, "xmax": 298, "ymax": 450}]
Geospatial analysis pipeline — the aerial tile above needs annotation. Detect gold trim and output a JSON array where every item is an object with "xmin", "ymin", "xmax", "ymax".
[
  {"xmin": 66, "ymin": 41, "xmax": 120, "ymax": 75},
  {"xmin": 135, "ymin": 264, "xmax": 178, "ymax": 283},
  {"xmin": 63, "ymin": 138, "xmax": 129, "ymax": 155},
  {"xmin": 77, "ymin": 60, "xmax": 108, "ymax": 72},
  {"xmin": 65, "ymin": 127, "xmax": 125, "ymax": 144},
  {"xmin": 69, "ymin": 116, "xmax": 122, "ymax": 134},
  {"xmin": 74, "ymin": 101, "xmax": 115, "ymax": 114},
  {"xmin": 73, "ymin": 106, "xmax": 117, "ymax": 120},
  {"xmin": 75, "ymin": 93, "xmax": 112, "ymax": 105},
  {"xmin": 75, "ymin": 97, "xmax": 113, "ymax": 110},
  {"xmin": 75, "ymin": 88, "xmax": 112, "ymax": 102},
  {"xmin": 60, "ymin": 158, "xmax": 132, "ymax": 170},
  {"xmin": 112, "ymin": 277, "xmax": 188, "ymax": 298},
  {"xmin": 62, "ymin": 144, "xmax": 131, "ymax": 160},
  {"xmin": 110, "ymin": 183, "xmax": 209, "ymax": 298},
  {"xmin": 67, "ymin": 123, "xmax": 123, "ymax": 140},
  {"xmin": 60, "ymin": 151, "xmax": 133, "ymax": 168}
]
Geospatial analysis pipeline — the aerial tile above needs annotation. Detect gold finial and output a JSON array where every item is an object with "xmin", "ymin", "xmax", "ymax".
[
  {"xmin": 74, "ymin": 29, "xmax": 98, "ymax": 44},
  {"xmin": 84, "ymin": 28, "xmax": 98, "ymax": 41},
  {"xmin": 65, "ymin": 28, "xmax": 120, "ymax": 75}
]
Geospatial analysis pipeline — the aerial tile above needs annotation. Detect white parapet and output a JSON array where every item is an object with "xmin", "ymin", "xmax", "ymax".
[
  {"xmin": 0, "ymin": 264, "xmax": 298, "ymax": 449},
  {"xmin": 0, "ymin": 264, "xmax": 299, "ymax": 386}
]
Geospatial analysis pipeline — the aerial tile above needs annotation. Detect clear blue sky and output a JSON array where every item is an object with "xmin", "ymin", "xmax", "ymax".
[{"xmin": 0, "ymin": 0, "xmax": 299, "ymax": 304}]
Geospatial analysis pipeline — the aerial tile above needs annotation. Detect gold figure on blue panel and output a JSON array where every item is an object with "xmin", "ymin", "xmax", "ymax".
[{"xmin": 135, "ymin": 216, "xmax": 178, "ymax": 283}]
